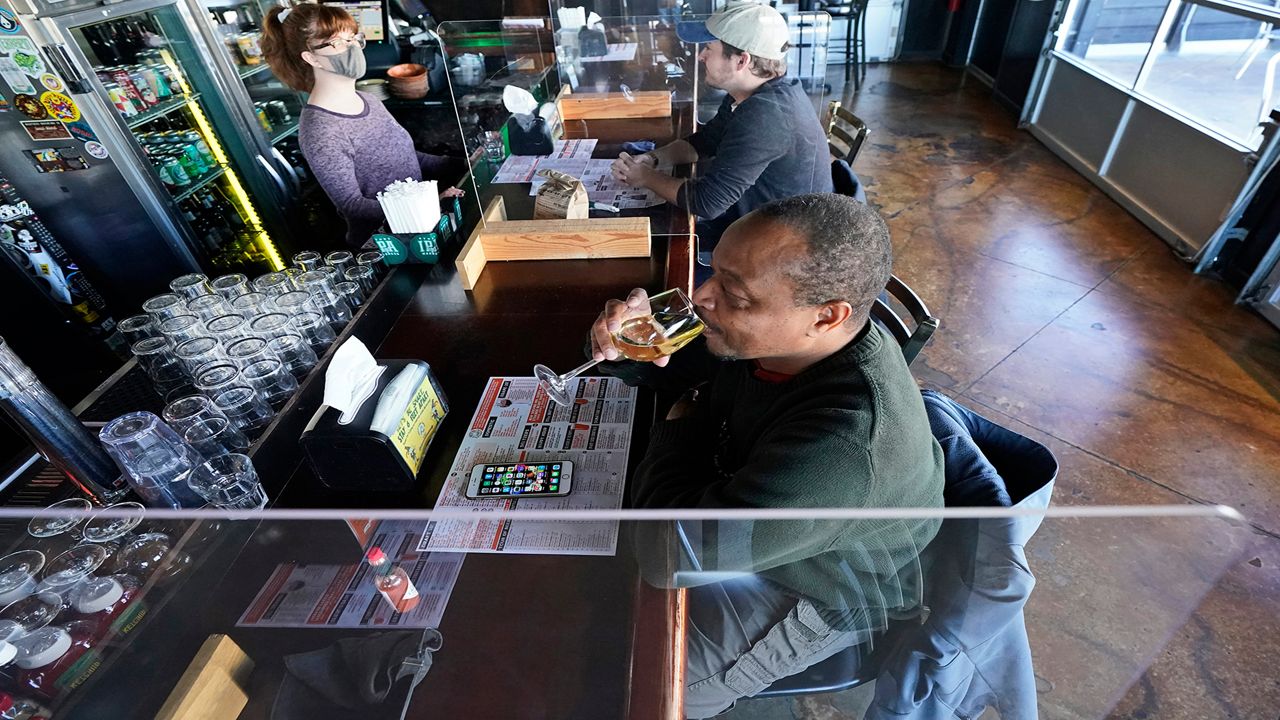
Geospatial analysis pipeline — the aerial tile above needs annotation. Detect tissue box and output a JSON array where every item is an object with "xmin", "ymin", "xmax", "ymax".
[
  {"xmin": 371, "ymin": 198, "xmax": 462, "ymax": 265},
  {"xmin": 300, "ymin": 360, "xmax": 449, "ymax": 492}
]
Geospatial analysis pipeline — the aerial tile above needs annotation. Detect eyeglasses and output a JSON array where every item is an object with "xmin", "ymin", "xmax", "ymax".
[{"xmin": 312, "ymin": 32, "xmax": 366, "ymax": 52}]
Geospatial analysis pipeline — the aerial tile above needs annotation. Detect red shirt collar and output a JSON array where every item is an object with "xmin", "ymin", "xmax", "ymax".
[{"xmin": 751, "ymin": 361, "xmax": 796, "ymax": 384}]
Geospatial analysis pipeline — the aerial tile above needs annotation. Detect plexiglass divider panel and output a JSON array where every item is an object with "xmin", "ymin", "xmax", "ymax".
[
  {"xmin": 438, "ymin": 17, "xmax": 709, "ymax": 234},
  {"xmin": 440, "ymin": 12, "xmax": 832, "ymax": 235},
  {"xmin": 0, "ymin": 505, "xmax": 1253, "ymax": 718}
]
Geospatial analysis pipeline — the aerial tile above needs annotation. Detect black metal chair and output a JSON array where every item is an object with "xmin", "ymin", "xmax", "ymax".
[
  {"xmin": 818, "ymin": 0, "xmax": 869, "ymax": 89},
  {"xmin": 872, "ymin": 275, "xmax": 940, "ymax": 367},
  {"xmin": 826, "ymin": 100, "xmax": 870, "ymax": 166}
]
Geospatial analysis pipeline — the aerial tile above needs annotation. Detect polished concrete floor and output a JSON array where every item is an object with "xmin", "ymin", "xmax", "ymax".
[{"xmin": 723, "ymin": 62, "xmax": 1280, "ymax": 719}]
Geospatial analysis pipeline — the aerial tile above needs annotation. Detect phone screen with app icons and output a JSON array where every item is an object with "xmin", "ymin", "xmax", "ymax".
[{"xmin": 469, "ymin": 462, "xmax": 571, "ymax": 498}]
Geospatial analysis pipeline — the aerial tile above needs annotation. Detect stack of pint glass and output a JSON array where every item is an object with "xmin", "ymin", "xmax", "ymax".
[
  {"xmin": 116, "ymin": 251, "xmax": 388, "ymax": 412},
  {"xmin": 99, "ymin": 250, "xmax": 386, "ymax": 509},
  {"xmin": 98, "ymin": 409, "xmax": 268, "ymax": 510}
]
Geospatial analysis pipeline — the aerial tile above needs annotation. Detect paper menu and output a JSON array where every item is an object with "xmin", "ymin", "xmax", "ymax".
[
  {"xmin": 491, "ymin": 141, "xmax": 663, "ymax": 209},
  {"xmin": 526, "ymin": 159, "xmax": 663, "ymax": 209},
  {"xmin": 579, "ymin": 43, "xmax": 639, "ymax": 63},
  {"xmin": 238, "ymin": 521, "xmax": 464, "ymax": 629},
  {"xmin": 491, "ymin": 139, "xmax": 599, "ymax": 184},
  {"xmin": 419, "ymin": 376, "xmax": 637, "ymax": 556}
]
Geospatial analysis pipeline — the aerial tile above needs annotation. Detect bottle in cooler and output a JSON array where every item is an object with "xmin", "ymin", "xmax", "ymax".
[
  {"xmin": 174, "ymin": 149, "xmax": 200, "ymax": 181},
  {"xmin": 235, "ymin": 33, "xmax": 263, "ymax": 65},
  {"xmin": 103, "ymin": 82, "xmax": 136, "ymax": 118},
  {"xmin": 128, "ymin": 68, "xmax": 157, "ymax": 107},
  {"xmin": 182, "ymin": 143, "xmax": 207, "ymax": 175},
  {"xmin": 163, "ymin": 156, "xmax": 189, "ymax": 187},
  {"xmin": 183, "ymin": 132, "xmax": 216, "ymax": 169},
  {"xmin": 154, "ymin": 63, "xmax": 182, "ymax": 95},
  {"xmin": 108, "ymin": 67, "xmax": 146, "ymax": 113},
  {"xmin": 253, "ymin": 105, "xmax": 272, "ymax": 132}
]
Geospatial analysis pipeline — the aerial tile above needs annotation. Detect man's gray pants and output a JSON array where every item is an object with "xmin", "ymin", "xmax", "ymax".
[{"xmin": 683, "ymin": 576, "xmax": 870, "ymax": 719}]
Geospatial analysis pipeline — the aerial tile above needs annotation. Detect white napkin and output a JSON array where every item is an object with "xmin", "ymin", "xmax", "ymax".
[
  {"xmin": 503, "ymin": 85, "xmax": 538, "ymax": 115},
  {"xmin": 323, "ymin": 338, "xmax": 386, "ymax": 425},
  {"xmin": 557, "ymin": 6, "xmax": 586, "ymax": 29}
]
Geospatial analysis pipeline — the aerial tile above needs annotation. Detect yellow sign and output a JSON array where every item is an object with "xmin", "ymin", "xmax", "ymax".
[
  {"xmin": 387, "ymin": 375, "xmax": 447, "ymax": 474},
  {"xmin": 40, "ymin": 91, "xmax": 79, "ymax": 122}
]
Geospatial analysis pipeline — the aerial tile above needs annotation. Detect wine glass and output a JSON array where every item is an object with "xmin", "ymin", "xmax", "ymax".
[{"xmin": 533, "ymin": 288, "xmax": 704, "ymax": 407}]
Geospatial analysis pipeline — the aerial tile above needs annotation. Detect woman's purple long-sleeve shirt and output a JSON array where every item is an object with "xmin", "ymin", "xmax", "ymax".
[{"xmin": 298, "ymin": 92, "xmax": 454, "ymax": 247}]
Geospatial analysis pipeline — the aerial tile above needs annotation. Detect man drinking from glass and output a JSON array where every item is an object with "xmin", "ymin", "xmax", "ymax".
[{"xmin": 592, "ymin": 194, "xmax": 944, "ymax": 718}]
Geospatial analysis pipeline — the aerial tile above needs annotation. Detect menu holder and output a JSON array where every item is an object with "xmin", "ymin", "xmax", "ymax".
[
  {"xmin": 455, "ymin": 196, "xmax": 651, "ymax": 290},
  {"xmin": 371, "ymin": 197, "xmax": 463, "ymax": 265}
]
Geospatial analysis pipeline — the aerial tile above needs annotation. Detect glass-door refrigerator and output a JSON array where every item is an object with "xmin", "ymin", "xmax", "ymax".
[
  {"xmin": 17, "ymin": 0, "xmax": 290, "ymax": 274},
  {"xmin": 190, "ymin": 0, "xmax": 346, "ymax": 249}
]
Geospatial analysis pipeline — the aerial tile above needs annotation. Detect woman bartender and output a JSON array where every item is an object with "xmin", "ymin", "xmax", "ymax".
[{"xmin": 260, "ymin": 3, "xmax": 464, "ymax": 248}]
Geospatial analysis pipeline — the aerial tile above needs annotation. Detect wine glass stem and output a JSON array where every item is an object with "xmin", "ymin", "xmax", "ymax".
[{"xmin": 559, "ymin": 358, "xmax": 602, "ymax": 384}]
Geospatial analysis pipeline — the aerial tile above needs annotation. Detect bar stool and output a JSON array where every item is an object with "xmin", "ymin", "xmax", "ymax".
[{"xmin": 819, "ymin": 0, "xmax": 869, "ymax": 90}]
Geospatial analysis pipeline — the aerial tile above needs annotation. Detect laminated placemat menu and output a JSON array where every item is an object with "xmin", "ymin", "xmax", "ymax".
[
  {"xmin": 419, "ymin": 376, "xmax": 637, "ymax": 556},
  {"xmin": 238, "ymin": 522, "xmax": 464, "ymax": 629}
]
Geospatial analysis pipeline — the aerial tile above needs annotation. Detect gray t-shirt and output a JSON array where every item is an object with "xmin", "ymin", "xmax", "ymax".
[
  {"xmin": 299, "ymin": 92, "xmax": 453, "ymax": 247},
  {"xmin": 678, "ymin": 77, "xmax": 833, "ymax": 246}
]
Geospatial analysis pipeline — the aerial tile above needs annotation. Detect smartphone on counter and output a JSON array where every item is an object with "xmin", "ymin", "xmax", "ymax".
[{"xmin": 466, "ymin": 461, "xmax": 574, "ymax": 499}]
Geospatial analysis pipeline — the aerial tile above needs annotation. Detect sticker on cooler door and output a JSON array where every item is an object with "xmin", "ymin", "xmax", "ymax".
[
  {"xmin": 19, "ymin": 120, "xmax": 72, "ymax": 141},
  {"xmin": 27, "ymin": 147, "xmax": 89, "ymax": 174},
  {"xmin": 39, "ymin": 92, "xmax": 79, "ymax": 123},
  {"xmin": 38, "ymin": 74, "xmax": 63, "ymax": 93},
  {"xmin": 83, "ymin": 141, "xmax": 108, "ymax": 159},
  {"xmin": 0, "ymin": 37, "xmax": 45, "ymax": 77},
  {"xmin": 12, "ymin": 93, "xmax": 44, "ymax": 118},
  {"xmin": 64, "ymin": 121, "xmax": 96, "ymax": 142},
  {"xmin": 0, "ymin": 58, "xmax": 34, "ymax": 96},
  {"xmin": 0, "ymin": 8, "xmax": 19, "ymax": 34}
]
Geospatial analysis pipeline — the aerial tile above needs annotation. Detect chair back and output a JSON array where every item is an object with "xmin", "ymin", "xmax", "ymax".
[
  {"xmin": 831, "ymin": 159, "xmax": 868, "ymax": 202},
  {"xmin": 871, "ymin": 276, "xmax": 939, "ymax": 366},
  {"xmin": 827, "ymin": 100, "xmax": 869, "ymax": 165}
]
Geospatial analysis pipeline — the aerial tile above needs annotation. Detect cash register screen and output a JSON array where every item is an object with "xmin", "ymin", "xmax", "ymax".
[{"xmin": 332, "ymin": 0, "xmax": 386, "ymax": 41}]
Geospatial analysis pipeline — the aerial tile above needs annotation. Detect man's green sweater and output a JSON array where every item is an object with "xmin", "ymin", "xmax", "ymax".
[{"xmin": 612, "ymin": 322, "xmax": 945, "ymax": 620}]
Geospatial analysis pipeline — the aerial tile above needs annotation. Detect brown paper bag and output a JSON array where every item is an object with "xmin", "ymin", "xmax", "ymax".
[{"xmin": 534, "ymin": 169, "xmax": 589, "ymax": 220}]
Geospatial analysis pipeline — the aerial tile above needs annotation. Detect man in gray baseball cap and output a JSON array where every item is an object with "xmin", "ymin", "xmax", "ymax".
[{"xmin": 612, "ymin": 2, "xmax": 832, "ymax": 259}]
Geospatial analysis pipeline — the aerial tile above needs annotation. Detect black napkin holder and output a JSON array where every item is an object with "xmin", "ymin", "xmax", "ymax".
[
  {"xmin": 300, "ymin": 360, "xmax": 449, "ymax": 492},
  {"xmin": 504, "ymin": 113, "xmax": 554, "ymax": 156},
  {"xmin": 579, "ymin": 26, "xmax": 608, "ymax": 57}
]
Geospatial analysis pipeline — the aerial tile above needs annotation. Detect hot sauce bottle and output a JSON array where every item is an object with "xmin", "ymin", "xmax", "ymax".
[{"xmin": 365, "ymin": 547, "xmax": 420, "ymax": 614}]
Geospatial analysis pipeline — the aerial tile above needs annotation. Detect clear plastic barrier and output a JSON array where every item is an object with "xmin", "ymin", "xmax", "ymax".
[
  {"xmin": 437, "ymin": 17, "xmax": 700, "ymax": 234},
  {"xmin": 437, "ymin": 14, "xmax": 830, "ymax": 234},
  {"xmin": 0, "ymin": 504, "xmax": 1252, "ymax": 718}
]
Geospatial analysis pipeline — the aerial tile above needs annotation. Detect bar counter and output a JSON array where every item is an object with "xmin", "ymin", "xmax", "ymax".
[
  {"xmin": 0, "ymin": 46, "xmax": 698, "ymax": 712},
  {"xmin": 0, "ymin": 177, "xmax": 693, "ymax": 720}
]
